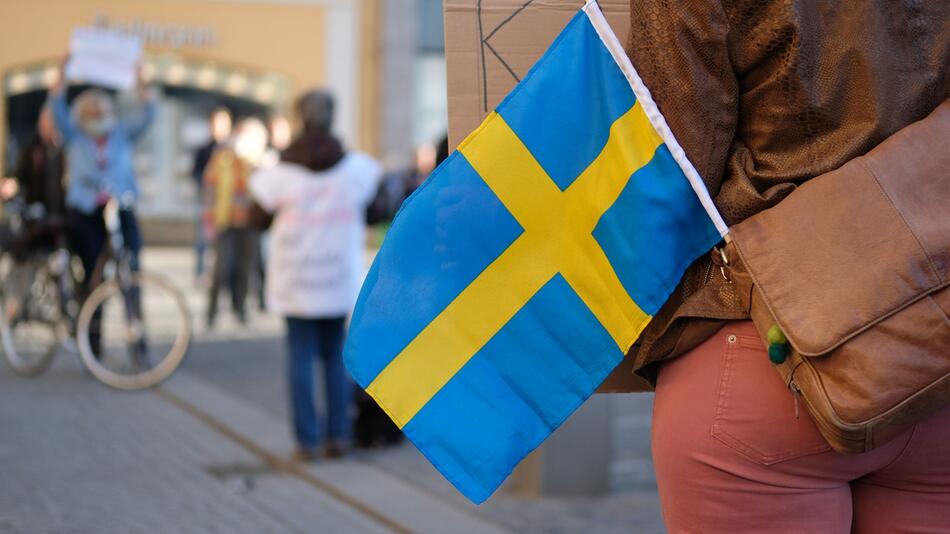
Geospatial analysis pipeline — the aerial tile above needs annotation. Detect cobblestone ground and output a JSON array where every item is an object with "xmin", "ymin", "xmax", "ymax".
[
  {"xmin": 184, "ymin": 338, "xmax": 664, "ymax": 534},
  {"xmin": 0, "ymin": 248, "xmax": 665, "ymax": 533},
  {"xmin": 0, "ymin": 359, "xmax": 389, "ymax": 534}
]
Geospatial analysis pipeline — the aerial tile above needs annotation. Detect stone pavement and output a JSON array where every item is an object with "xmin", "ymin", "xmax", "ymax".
[
  {"xmin": 0, "ymin": 247, "xmax": 665, "ymax": 533},
  {"xmin": 0, "ymin": 358, "xmax": 390, "ymax": 534},
  {"xmin": 0, "ymin": 353, "xmax": 514, "ymax": 533}
]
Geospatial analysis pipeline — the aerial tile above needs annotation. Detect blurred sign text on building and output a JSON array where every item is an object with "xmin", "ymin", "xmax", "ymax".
[{"xmin": 93, "ymin": 14, "xmax": 217, "ymax": 49}]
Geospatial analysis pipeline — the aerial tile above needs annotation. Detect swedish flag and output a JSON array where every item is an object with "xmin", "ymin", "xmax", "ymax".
[{"xmin": 345, "ymin": 0, "xmax": 728, "ymax": 503}]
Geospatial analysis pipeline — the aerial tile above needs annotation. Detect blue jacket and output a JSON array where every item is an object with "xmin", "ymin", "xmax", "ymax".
[{"xmin": 51, "ymin": 92, "xmax": 156, "ymax": 214}]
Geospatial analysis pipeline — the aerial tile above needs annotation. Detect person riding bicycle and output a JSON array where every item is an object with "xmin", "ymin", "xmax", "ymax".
[{"xmin": 49, "ymin": 58, "xmax": 156, "ymax": 357}]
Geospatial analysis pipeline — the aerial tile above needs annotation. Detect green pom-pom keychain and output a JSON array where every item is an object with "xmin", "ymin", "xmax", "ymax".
[
  {"xmin": 768, "ymin": 343, "xmax": 790, "ymax": 364},
  {"xmin": 766, "ymin": 324, "xmax": 787, "ymax": 345},
  {"xmin": 766, "ymin": 324, "xmax": 790, "ymax": 364}
]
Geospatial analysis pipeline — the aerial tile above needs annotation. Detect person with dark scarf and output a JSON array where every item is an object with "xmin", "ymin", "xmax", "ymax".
[
  {"xmin": 249, "ymin": 90, "xmax": 382, "ymax": 461},
  {"xmin": 11, "ymin": 105, "xmax": 66, "ymax": 258}
]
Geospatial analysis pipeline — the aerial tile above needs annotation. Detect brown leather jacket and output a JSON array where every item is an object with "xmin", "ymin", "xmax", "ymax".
[{"xmin": 624, "ymin": 0, "xmax": 950, "ymax": 383}]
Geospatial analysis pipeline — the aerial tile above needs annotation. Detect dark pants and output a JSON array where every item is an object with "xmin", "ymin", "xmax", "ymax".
[
  {"xmin": 286, "ymin": 316, "xmax": 350, "ymax": 450},
  {"xmin": 194, "ymin": 210, "xmax": 207, "ymax": 278},
  {"xmin": 206, "ymin": 227, "xmax": 257, "ymax": 324},
  {"xmin": 69, "ymin": 207, "xmax": 142, "ymax": 351},
  {"xmin": 70, "ymin": 207, "xmax": 142, "ymax": 277}
]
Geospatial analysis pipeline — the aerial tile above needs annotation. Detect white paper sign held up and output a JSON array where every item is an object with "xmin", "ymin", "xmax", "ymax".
[{"xmin": 66, "ymin": 28, "xmax": 143, "ymax": 91}]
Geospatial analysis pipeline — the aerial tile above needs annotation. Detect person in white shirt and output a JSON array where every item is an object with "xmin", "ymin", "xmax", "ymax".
[{"xmin": 249, "ymin": 90, "xmax": 382, "ymax": 460}]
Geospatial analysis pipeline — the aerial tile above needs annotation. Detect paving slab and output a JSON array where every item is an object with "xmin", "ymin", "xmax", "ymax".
[
  {"xmin": 162, "ymin": 372, "xmax": 510, "ymax": 534},
  {"xmin": 0, "ymin": 358, "xmax": 388, "ymax": 534}
]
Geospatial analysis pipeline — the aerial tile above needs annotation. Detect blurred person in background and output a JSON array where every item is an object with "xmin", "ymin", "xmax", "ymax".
[
  {"xmin": 404, "ymin": 142, "xmax": 436, "ymax": 199},
  {"xmin": 353, "ymin": 135, "xmax": 447, "ymax": 448},
  {"xmin": 250, "ymin": 115, "xmax": 293, "ymax": 311},
  {"xmin": 364, "ymin": 139, "xmax": 441, "ymax": 230},
  {"xmin": 50, "ymin": 59, "xmax": 156, "ymax": 356},
  {"xmin": 1, "ymin": 106, "xmax": 68, "ymax": 324},
  {"xmin": 262, "ymin": 115, "xmax": 291, "ymax": 168},
  {"xmin": 202, "ymin": 117, "xmax": 266, "ymax": 328},
  {"xmin": 10, "ymin": 105, "xmax": 67, "ymax": 257},
  {"xmin": 435, "ymin": 134, "xmax": 449, "ymax": 167},
  {"xmin": 249, "ymin": 90, "xmax": 382, "ymax": 461},
  {"xmin": 191, "ymin": 107, "xmax": 232, "ymax": 283}
]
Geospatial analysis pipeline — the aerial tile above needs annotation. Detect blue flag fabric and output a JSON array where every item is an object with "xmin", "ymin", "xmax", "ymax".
[{"xmin": 345, "ymin": 0, "xmax": 728, "ymax": 504}]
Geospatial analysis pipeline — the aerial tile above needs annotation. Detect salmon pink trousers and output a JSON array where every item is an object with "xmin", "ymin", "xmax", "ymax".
[{"xmin": 652, "ymin": 321, "xmax": 950, "ymax": 533}]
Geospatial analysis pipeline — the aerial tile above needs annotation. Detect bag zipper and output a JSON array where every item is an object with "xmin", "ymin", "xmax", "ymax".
[{"xmin": 789, "ymin": 379, "xmax": 801, "ymax": 419}]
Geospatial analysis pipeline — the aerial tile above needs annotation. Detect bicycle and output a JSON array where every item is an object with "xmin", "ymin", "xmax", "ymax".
[
  {"xmin": 0, "ymin": 199, "xmax": 77, "ymax": 376},
  {"xmin": 1, "ymin": 198, "xmax": 192, "ymax": 389}
]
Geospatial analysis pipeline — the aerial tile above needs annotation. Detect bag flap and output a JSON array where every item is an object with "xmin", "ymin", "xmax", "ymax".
[{"xmin": 730, "ymin": 101, "xmax": 950, "ymax": 356}]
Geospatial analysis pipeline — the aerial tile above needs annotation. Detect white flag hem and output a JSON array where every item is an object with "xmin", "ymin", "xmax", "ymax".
[{"xmin": 582, "ymin": 0, "xmax": 730, "ymax": 238}]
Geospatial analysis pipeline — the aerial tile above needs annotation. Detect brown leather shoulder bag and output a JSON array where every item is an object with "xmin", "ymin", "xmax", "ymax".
[{"xmin": 723, "ymin": 100, "xmax": 950, "ymax": 453}]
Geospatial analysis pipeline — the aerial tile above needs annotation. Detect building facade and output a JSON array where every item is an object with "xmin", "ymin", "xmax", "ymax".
[{"xmin": 1, "ymin": 0, "xmax": 445, "ymax": 234}]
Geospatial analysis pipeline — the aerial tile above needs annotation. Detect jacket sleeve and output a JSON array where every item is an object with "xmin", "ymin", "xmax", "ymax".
[
  {"xmin": 626, "ymin": 0, "xmax": 737, "ymax": 196},
  {"xmin": 50, "ymin": 92, "xmax": 79, "ymax": 145},
  {"xmin": 247, "ymin": 169, "xmax": 277, "ymax": 230},
  {"xmin": 124, "ymin": 99, "xmax": 157, "ymax": 142},
  {"xmin": 354, "ymin": 154, "xmax": 384, "ymax": 207}
]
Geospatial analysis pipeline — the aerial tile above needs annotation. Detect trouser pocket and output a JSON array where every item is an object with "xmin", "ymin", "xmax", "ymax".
[{"xmin": 711, "ymin": 332, "xmax": 831, "ymax": 465}]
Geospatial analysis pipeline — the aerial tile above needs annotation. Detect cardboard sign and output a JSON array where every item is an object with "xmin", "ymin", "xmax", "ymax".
[
  {"xmin": 66, "ymin": 27, "xmax": 143, "ymax": 91},
  {"xmin": 443, "ymin": 0, "xmax": 629, "ymax": 149},
  {"xmin": 443, "ymin": 0, "xmax": 648, "ymax": 394}
]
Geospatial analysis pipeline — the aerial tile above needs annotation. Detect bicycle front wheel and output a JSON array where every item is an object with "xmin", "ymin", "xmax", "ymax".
[
  {"xmin": 0, "ymin": 304, "xmax": 58, "ymax": 376},
  {"xmin": 0, "ymin": 262, "xmax": 59, "ymax": 376},
  {"xmin": 77, "ymin": 271, "xmax": 192, "ymax": 390}
]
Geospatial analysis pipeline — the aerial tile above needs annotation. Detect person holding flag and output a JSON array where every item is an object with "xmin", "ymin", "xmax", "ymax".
[
  {"xmin": 626, "ymin": 2, "xmax": 950, "ymax": 531},
  {"xmin": 345, "ymin": 0, "xmax": 950, "ymax": 531}
]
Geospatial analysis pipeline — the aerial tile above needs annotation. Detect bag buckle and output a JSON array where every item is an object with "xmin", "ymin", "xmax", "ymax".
[{"xmin": 714, "ymin": 245, "xmax": 731, "ymax": 283}]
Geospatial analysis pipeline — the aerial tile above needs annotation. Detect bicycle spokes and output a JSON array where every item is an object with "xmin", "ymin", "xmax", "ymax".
[{"xmin": 78, "ymin": 271, "xmax": 191, "ymax": 390}]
